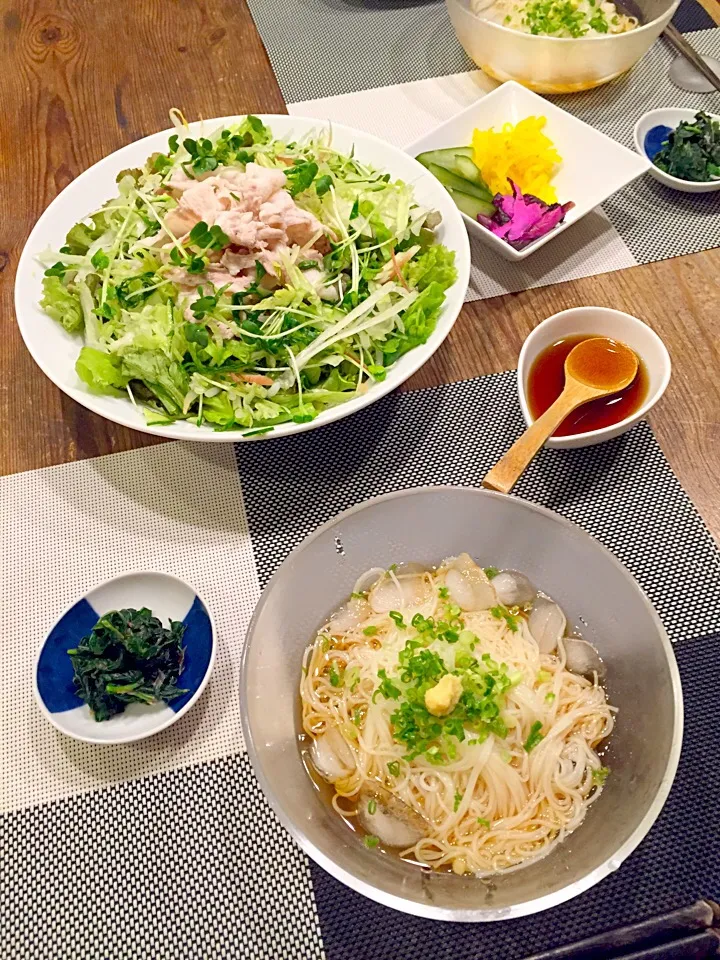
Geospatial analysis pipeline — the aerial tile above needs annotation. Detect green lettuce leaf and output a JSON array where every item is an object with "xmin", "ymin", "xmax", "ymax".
[
  {"xmin": 384, "ymin": 281, "xmax": 447, "ymax": 365},
  {"xmin": 41, "ymin": 277, "xmax": 84, "ymax": 333},
  {"xmin": 75, "ymin": 347, "xmax": 129, "ymax": 394},
  {"xmin": 406, "ymin": 245, "xmax": 457, "ymax": 292},
  {"xmin": 201, "ymin": 392, "xmax": 236, "ymax": 425},
  {"xmin": 119, "ymin": 350, "xmax": 189, "ymax": 415}
]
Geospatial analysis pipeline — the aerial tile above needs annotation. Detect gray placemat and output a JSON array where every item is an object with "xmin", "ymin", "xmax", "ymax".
[{"xmin": 245, "ymin": 0, "xmax": 716, "ymax": 103}]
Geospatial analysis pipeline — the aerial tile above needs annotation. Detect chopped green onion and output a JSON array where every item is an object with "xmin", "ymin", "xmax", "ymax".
[
  {"xmin": 477, "ymin": 818, "xmax": 490, "ymax": 828},
  {"xmin": 524, "ymin": 720, "xmax": 544, "ymax": 753},
  {"xmin": 387, "ymin": 760, "xmax": 400, "ymax": 777},
  {"xmin": 363, "ymin": 625, "xmax": 378, "ymax": 636},
  {"xmin": 592, "ymin": 766, "xmax": 610, "ymax": 785},
  {"xmin": 389, "ymin": 611, "xmax": 406, "ymax": 628},
  {"xmin": 367, "ymin": 799, "xmax": 377, "ymax": 815},
  {"xmin": 484, "ymin": 566, "xmax": 500, "ymax": 579},
  {"xmin": 453, "ymin": 791, "xmax": 462, "ymax": 812},
  {"xmin": 363, "ymin": 835, "xmax": 380, "ymax": 848}
]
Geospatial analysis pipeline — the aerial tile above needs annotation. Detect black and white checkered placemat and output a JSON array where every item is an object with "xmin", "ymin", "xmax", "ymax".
[
  {"xmin": 245, "ymin": 0, "xmax": 716, "ymax": 103},
  {"xmin": 236, "ymin": 372, "xmax": 720, "ymax": 643}
]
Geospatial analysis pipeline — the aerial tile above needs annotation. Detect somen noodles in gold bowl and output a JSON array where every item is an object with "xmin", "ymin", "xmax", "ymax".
[{"xmin": 241, "ymin": 488, "xmax": 682, "ymax": 920}]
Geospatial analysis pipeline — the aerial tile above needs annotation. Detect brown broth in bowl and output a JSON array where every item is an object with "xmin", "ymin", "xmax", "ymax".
[{"xmin": 527, "ymin": 334, "xmax": 649, "ymax": 437}]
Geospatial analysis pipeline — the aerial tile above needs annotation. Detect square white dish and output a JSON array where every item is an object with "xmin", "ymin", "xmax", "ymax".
[{"xmin": 406, "ymin": 81, "xmax": 651, "ymax": 261}]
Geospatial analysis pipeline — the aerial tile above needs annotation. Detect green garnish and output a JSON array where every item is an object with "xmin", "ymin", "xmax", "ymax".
[
  {"xmin": 484, "ymin": 566, "xmax": 500, "ymax": 579},
  {"xmin": 91, "ymin": 250, "xmax": 110, "ymax": 271},
  {"xmin": 387, "ymin": 648, "xmax": 512, "ymax": 763},
  {"xmin": 345, "ymin": 666, "xmax": 361, "ymax": 692},
  {"xmin": 524, "ymin": 720, "xmax": 544, "ymax": 753},
  {"xmin": 374, "ymin": 668, "xmax": 402, "ymax": 702},
  {"xmin": 353, "ymin": 708, "xmax": 363, "ymax": 726},
  {"xmin": 453, "ymin": 791, "xmax": 462, "ymax": 812},
  {"xmin": 67, "ymin": 607, "xmax": 188, "ymax": 721},
  {"xmin": 387, "ymin": 760, "xmax": 401, "ymax": 776},
  {"xmin": 315, "ymin": 174, "xmax": 332, "ymax": 196},
  {"xmin": 328, "ymin": 662, "xmax": 343, "ymax": 687},
  {"xmin": 438, "ymin": 586, "xmax": 449, "ymax": 599},
  {"xmin": 389, "ymin": 611, "xmax": 406, "ymax": 628},
  {"xmin": 592, "ymin": 766, "xmax": 610, "ymax": 785},
  {"xmin": 363, "ymin": 625, "xmax": 378, "ymax": 636},
  {"xmin": 368, "ymin": 799, "xmax": 377, "ymax": 815},
  {"xmin": 477, "ymin": 818, "xmax": 490, "ymax": 828},
  {"xmin": 350, "ymin": 591, "xmax": 367, "ymax": 600},
  {"xmin": 490, "ymin": 604, "xmax": 520, "ymax": 632},
  {"xmin": 545, "ymin": 692, "xmax": 556, "ymax": 704},
  {"xmin": 363, "ymin": 835, "xmax": 380, "ymax": 848},
  {"xmin": 536, "ymin": 669, "xmax": 552, "ymax": 683}
]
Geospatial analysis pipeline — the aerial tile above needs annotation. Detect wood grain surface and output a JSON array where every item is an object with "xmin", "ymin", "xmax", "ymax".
[{"xmin": 2, "ymin": 0, "xmax": 720, "ymax": 542}]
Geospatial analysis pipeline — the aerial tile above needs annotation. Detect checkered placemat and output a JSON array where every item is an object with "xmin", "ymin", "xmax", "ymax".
[{"xmin": 2, "ymin": 372, "xmax": 720, "ymax": 958}]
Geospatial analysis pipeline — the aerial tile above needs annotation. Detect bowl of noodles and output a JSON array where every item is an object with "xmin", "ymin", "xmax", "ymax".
[
  {"xmin": 240, "ymin": 487, "xmax": 682, "ymax": 920},
  {"xmin": 446, "ymin": 0, "xmax": 680, "ymax": 94}
]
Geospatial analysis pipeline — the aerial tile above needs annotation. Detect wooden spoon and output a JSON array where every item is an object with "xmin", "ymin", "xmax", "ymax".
[{"xmin": 482, "ymin": 337, "xmax": 639, "ymax": 495}]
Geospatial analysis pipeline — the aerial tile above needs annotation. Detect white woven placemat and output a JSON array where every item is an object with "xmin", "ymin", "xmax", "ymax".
[{"xmin": 1, "ymin": 442, "xmax": 260, "ymax": 813}]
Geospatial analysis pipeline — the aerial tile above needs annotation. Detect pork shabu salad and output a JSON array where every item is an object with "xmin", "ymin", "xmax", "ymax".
[{"xmin": 39, "ymin": 113, "xmax": 457, "ymax": 432}]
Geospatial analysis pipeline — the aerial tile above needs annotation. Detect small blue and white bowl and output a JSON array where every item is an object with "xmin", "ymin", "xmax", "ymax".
[
  {"xmin": 634, "ymin": 108, "xmax": 720, "ymax": 194},
  {"xmin": 34, "ymin": 571, "xmax": 216, "ymax": 744}
]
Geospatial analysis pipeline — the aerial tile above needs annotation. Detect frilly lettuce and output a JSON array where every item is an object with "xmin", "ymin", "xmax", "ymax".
[{"xmin": 41, "ymin": 277, "xmax": 84, "ymax": 334}]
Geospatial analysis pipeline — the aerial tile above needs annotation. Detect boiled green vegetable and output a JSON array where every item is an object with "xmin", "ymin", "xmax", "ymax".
[
  {"xmin": 68, "ymin": 607, "xmax": 188, "ymax": 721},
  {"xmin": 653, "ymin": 112, "xmax": 720, "ymax": 182}
]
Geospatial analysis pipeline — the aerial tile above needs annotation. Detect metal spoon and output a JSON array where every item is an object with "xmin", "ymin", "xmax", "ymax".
[{"xmin": 482, "ymin": 338, "xmax": 639, "ymax": 495}]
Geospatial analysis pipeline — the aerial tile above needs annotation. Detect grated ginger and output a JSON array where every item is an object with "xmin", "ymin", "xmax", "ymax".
[{"xmin": 471, "ymin": 116, "xmax": 561, "ymax": 204}]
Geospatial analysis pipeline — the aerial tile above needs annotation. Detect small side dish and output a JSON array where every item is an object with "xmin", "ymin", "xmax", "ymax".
[
  {"xmin": 471, "ymin": 0, "xmax": 639, "ymax": 36},
  {"xmin": 645, "ymin": 112, "xmax": 720, "ymax": 183},
  {"xmin": 68, "ymin": 607, "xmax": 187, "ymax": 721},
  {"xmin": 417, "ymin": 116, "xmax": 573, "ymax": 250}
]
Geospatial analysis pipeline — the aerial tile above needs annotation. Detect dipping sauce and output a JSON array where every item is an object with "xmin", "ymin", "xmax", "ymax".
[{"xmin": 528, "ymin": 334, "xmax": 648, "ymax": 437}]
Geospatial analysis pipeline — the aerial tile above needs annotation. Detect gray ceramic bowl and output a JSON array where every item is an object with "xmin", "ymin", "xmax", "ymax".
[{"xmin": 240, "ymin": 487, "xmax": 683, "ymax": 921}]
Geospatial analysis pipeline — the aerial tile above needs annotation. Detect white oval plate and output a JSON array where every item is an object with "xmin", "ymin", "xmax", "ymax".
[
  {"xmin": 34, "ymin": 571, "xmax": 216, "ymax": 744},
  {"xmin": 15, "ymin": 115, "xmax": 470, "ymax": 442}
]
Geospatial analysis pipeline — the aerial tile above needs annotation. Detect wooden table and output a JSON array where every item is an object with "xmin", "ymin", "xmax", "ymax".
[{"xmin": 3, "ymin": 0, "xmax": 719, "ymax": 538}]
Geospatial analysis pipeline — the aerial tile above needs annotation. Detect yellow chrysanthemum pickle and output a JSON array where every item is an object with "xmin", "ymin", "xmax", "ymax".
[{"xmin": 471, "ymin": 116, "xmax": 561, "ymax": 204}]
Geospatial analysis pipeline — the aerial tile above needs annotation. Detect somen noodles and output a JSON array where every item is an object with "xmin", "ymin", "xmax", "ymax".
[{"xmin": 300, "ymin": 554, "xmax": 615, "ymax": 877}]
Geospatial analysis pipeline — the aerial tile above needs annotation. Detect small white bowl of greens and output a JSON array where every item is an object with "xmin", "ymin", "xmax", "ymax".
[
  {"xmin": 634, "ymin": 108, "xmax": 720, "ymax": 193},
  {"xmin": 16, "ymin": 115, "xmax": 469, "ymax": 442},
  {"xmin": 34, "ymin": 571, "xmax": 216, "ymax": 745}
]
